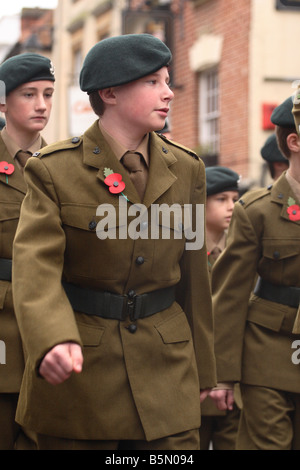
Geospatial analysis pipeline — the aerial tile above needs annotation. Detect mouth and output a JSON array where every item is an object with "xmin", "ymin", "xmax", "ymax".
[{"xmin": 157, "ymin": 108, "xmax": 169, "ymax": 117}]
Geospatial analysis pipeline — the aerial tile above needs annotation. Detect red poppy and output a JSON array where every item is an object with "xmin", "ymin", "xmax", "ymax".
[
  {"xmin": 0, "ymin": 161, "xmax": 14, "ymax": 175},
  {"xmin": 287, "ymin": 204, "xmax": 300, "ymax": 221},
  {"xmin": 104, "ymin": 173, "xmax": 125, "ymax": 194}
]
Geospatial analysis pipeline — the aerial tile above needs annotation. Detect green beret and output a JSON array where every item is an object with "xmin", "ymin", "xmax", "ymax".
[
  {"xmin": 0, "ymin": 53, "xmax": 55, "ymax": 95},
  {"xmin": 0, "ymin": 117, "xmax": 5, "ymax": 130},
  {"xmin": 205, "ymin": 166, "xmax": 240, "ymax": 196},
  {"xmin": 271, "ymin": 96, "xmax": 294, "ymax": 128},
  {"xmin": 80, "ymin": 34, "xmax": 172, "ymax": 93},
  {"xmin": 260, "ymin": 134, "xmax": 287, "ymax": 163}
]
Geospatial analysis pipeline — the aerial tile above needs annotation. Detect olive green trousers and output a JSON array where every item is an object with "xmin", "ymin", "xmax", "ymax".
[{"xmin": 237, "ymin": 384, "xmax": 300, "ymax": 450}]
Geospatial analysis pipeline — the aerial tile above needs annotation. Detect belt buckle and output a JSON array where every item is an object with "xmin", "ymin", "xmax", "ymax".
[{"xmin": 122, "ymin": 290, "xmax": 137, "ymax": 321}]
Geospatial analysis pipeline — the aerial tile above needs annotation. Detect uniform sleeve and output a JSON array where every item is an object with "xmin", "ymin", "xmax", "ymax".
[
  {"xmin": 211, "ymin": 202, "xmax": 260, "ymax": 383},
  {"xmin": 12, "ymin": 157, "xmax": 82, "ymax": 372},
  {"xmin": 176, "ymin": 160, "xmax": 217, "ymax": 389}
]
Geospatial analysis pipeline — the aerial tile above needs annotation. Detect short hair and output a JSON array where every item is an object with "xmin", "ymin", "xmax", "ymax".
[
  {"xmin": 89, "ymin": 91, "xmax": 105, "ymax": 117},
  {"xmin": 275, "ymin": 125, "xmax": 296, "ymax": 159}
]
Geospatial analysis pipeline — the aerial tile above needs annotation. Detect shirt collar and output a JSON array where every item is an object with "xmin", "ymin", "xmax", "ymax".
[
  {"xmin": 206, "ymin": 231, "xmax": 226, "ymax": 254},
  {"xmin": 99, "ymin": 120, "xmax": 150, "ymax": 167},
  {"xmin": 1, "ymin": 127, "xmax": 42, "ymax": 159},
  {"xmin": 286, "ymin": 170, "xmax": 300, "ymax": 204}
]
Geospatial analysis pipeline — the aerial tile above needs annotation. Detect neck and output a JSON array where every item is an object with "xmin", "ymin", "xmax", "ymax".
[
  {"xmin": 99, "ymin": 114, "xmax": 145, "ymax": 150},
  {"xmin": 5, "ymin": 123, "xmax": 39, "ymax": 150},
  {"xmin": 288, "ymin": 156, "xmax": 300, "ymax": 183},
  {"xmin": 206, "ymin": 227, "xmax": 224, "ymax": 246}
]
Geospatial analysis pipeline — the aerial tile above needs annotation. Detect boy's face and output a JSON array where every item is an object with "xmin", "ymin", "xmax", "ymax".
[
  {"xmin": 206, "ymin": 191, "xmax": 239, "ymax": 233},
  {"xmin": 111, "ymin": 66, "xmax": 174, "ymax": 134},
  {"xmin": 1, "ymin": 80, "xmax": 54, "ymax": 134}
]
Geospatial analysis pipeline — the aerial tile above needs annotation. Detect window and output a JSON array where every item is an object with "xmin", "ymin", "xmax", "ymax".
[
  {"xmin": 276, "ymin": 0, "xmax": 300, "ymax": 9},
  {"xmin": 199, "ymin": 68, "xmax": 219, "ymax": 155}
]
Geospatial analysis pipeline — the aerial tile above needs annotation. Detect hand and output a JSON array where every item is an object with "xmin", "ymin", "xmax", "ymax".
[
  {"xmin": 200, "ymin": 388, "xmax": 211, "ymax": 403},
  {"xmin": 208, "ymin": 388, "xmax": 234, "ymax": 411},
  {"xmin": 39, "ymin": 342, "xmax": 83, "ymax": 385}
]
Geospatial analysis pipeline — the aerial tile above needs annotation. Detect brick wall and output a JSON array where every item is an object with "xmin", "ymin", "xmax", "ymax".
[{"xmin": 171, "ymin": 0, "xmax": 251, "ymax": 176}]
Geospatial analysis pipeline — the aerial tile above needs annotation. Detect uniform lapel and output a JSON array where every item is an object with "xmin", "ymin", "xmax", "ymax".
[
  {"xmin": 82, "ymin": 122, "xmax": 177, "ymax": 206},
  {"xmin": 271, "ymin": 173, "xmax": 300, "ymax": 225},
  {"xmin": 142, "ymin": 133, "xmax": 177, "ymax": 208},
  {"xmin": 0, "ymin": 138, "xmax": 26, "ymax": 194}
]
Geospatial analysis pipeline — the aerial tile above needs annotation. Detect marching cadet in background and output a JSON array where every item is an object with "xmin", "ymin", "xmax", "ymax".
[
  {"xmin": 200, "ymin": 166, "xmax": 241, "ymax": 450},
  {"xmin": 12, "ymin": 34, "xmax": 216, "ymax": 450},
  {"xmin": 209, "ymin": 93, "xmax": 300, "ymax": 450},
  {"xmin": 0, "ymin": 53, "xmax": 55, "ymax": 449},
  {"xmin": 261, "ymin": 133, "xmax": 289, "ymax": 181},
  {"xmin": 0, "ymin": 117, "xmax": 5, "ymax": 130}
]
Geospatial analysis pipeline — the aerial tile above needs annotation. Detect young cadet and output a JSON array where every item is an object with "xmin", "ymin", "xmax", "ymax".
[
  {"xmin": 209, "ymin": 94, "xmax": 300, "ymax": 450},
  {"xmin": 12, "ymin": 34, "xmax": 216, "ymax": 450},
  {"xmin": 261, "ymin": 133, "xmax": 289, "ymax": 181},
  {"xmin": 200, "ymin": 166, "xmax": 241, "ymax": 450},
  {"xmin": 0, "ymin": 53, "xmax": 55, "ymax": 449}
]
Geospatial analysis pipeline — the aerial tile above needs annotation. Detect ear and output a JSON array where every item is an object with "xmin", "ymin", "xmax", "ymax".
[
  {"xmin": 0, "ymin": 102, "xmax": 7, "ymax": 113},
  {"xmin": 98, "ymin": 88, "xmax": 117, "ymax": 105},
  {"xmin": 286, "ymin": 132, "xmax": 300, "ymax": 153}
]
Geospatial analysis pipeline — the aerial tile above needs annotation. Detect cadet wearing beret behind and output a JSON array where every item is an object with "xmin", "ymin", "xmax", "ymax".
[
  {"xmin": 261, "ymin": 133, "xmax": 289, "ymax": 181},
  {"xmin": 200, "ymin": 166, "xmax": 241, "ymax": 450},
  {"xmin": 0, "ymin": 53, "xmax": 55, "ymax": 449},
  {"xmin": 12, "ymin": 34, "xmax": 216, "ymax": 450},
  {"xmin": 209, "ymin": 93, "xmax": 300, "ymax": 449}
]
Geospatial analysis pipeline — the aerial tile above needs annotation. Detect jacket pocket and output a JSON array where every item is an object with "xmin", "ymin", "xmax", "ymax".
[
  {"xmin": 248, "ymin": 295, "xmax": 297, "ymax": 334},
  {"xmin": 155, "ymin": 310, "xmax": 192, "ymax": 344},
  {"xmin": 77, "ymin": 321, "xmax": 105, "ymax": 347},
  {"xmin": 260, "ymin": 239, "xmax": 300, "ymax": 284}
]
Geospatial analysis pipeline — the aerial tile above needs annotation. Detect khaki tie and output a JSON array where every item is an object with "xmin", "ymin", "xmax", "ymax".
[
  {"xmin": 210, "ymin": 247, "xmax": 222, "ymax": 262},
  {"xmin": 122, "ymin": 152, "xmax": 148, "ymax": 200},
  {"xmin": 15, "ymin": 150, "xmax": 32, "ymax": 172}
]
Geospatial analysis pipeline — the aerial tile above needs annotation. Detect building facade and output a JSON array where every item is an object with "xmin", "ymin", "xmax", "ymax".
[{"xmin": 51, "ymin": 0, "xmax": 300, "ymax": 186}]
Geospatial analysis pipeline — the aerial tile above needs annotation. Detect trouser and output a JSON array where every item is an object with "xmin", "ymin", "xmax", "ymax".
[
  {"xmin": 0, "ymin": 393, "xmax": 37, "ymax": 450},
  {"xmin": 36, "ymin": 428, "xmax": 200, "ymax": 450},
  {"xmin": 237, "ymin": 384, "xmax": 300, "ymax": 450},
  {"xmin": 200, "ymin": 403, "xmax": 240, "ymax": 450}
]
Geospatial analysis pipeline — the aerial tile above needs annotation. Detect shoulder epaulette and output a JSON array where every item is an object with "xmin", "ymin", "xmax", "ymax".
[
  {"xmin": 156, "ymin": 133, "xmax": 199, "ymax": 160},
  {"xmin": 32, "ymin": 136, "xmax": 83, "ymax": 158},
  {"xmin": 238, "ymin": 186, "xmax": 271, "ymax": 208}
]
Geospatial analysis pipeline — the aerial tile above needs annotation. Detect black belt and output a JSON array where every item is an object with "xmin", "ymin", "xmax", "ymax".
[
  {"xmin": 254, "ymin": 277, "xmax": 300, "ymax": 308},
  {"xmin": 0, "ymin": 258, "xmax": 12, "ymax": 281},
  {"xmin": 63, "ymin": 282, "xmax": 176, "ymax": 321},
  {"xmin": 0, "ymin": 258, "xmax": 176, "ymax": 320}
]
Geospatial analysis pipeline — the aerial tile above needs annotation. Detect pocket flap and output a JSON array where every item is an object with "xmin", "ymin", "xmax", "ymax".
[
  {"xmin": 155, "ymin": 311, "xmax": 191, "ymax": 344},
  {"xmin": 263, "ymin": 240, "xmax": 300, "ymax": 260},
  {"xmin": 247, "ymin": 296, "xmax": 285, "ymax": 331},
  {"xmin": 77, "ymin": 322, "xmax": 105, "ymax": 346},
  {"xmin": 0, "ymin": 202, "xmax": 21, "ymax": 222}
]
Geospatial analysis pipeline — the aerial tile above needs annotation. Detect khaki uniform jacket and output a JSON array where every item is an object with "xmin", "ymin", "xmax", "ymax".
[
  {"xmin": 12, "ymin": 121, "xmax": 216, "ymax": 441},
  {"xmin": 0, "ymin": 135, "xmax": 46, "ymax": 392},
  {"xmin": 212, "ymin": 173, "xmax": 300, "ymax": 392}
]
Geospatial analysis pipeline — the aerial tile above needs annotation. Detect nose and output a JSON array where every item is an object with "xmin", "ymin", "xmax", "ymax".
[{"xmin": 35, "ymin": 94, "xmax": 47, "ymax": 111}]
